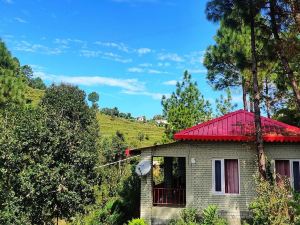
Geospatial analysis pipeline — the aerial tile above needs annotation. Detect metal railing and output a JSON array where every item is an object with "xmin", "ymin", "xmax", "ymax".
[{"xmin": 153, "ymin": 188, "xmax": 186, "ymax": 206}]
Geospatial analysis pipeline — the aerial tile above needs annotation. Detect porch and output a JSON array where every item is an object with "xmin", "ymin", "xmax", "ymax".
[{"xmin": 152, "ymin": 157, "xmax": 186, "ymax": 207}]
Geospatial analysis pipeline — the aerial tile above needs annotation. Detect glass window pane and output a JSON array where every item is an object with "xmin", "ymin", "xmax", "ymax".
[
  {"xmin": 293, "ymin": 161, "xmax": 300, "ymax": 192},
  {"xmin": 215, "ymin": 160, "xmax": 222, "ymax": 192}
]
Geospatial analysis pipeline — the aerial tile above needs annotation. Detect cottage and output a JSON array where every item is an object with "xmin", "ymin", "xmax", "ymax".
[{"xmin": 132, "ymin": 110, "xmax": 300, "ymax": 225}]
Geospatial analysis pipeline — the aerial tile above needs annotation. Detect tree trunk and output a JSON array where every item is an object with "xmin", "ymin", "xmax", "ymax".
[
  {"xmin": 270, "ymin": 0, "xmax": 300, "ymax": 110},
  {"xmin": 242, "ymin": 76, "xmax": 248, "ymax": 111},
  {"xmin": 265, "ymin": 77, "xmax": 271, "ymax": 118},
  {"xmin": 249, "ymin": 0, "xmax": 267, "ymax": 179}
]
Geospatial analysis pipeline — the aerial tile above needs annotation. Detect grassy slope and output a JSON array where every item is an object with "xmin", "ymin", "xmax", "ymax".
[
  {"xmin": 97, "ymin": 113, "xmax": 164, "ymax": 148},
  {"xmin": 25, "ymin": 88, "xmax": 164, "ymax": 148}
]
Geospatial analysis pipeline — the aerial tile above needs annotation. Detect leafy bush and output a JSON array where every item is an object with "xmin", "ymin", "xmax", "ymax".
[
  {"xmin": 201, "ymin": 205, "xmax": 227, "ymax": 225},
  {"xmin": 169, "ymin": 206, "xmax": 227, "ymax": 225},
  {"xmin": 249, "ymin": 178, "xmax": 296, "ymax": 225},
  {"xmin": 128, "ymin": 218, "xmax": 148, "ymax": 225},
  {"xmin": 169, "ymin": 208, "xmax": 199, "ymax": 225}
]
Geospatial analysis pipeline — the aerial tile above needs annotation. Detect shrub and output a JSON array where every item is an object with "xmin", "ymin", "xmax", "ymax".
[
  {"xmin": 201, "ymin": 205, "xmax": 227, "ymax": 225},
  {"xmin": 168, "ymin": 208, "xmax": 199, "ymax": 225},
  {"xmin": 168, "ymin": 206, "xmax": 227, "ymax": 225},
  {"xmin": 249, "ymin": 177, "xmax": 294, "ymax": 225},
  {"xmin": 128, "ymin": 218, "xmax": 148, "ymax": 225}
]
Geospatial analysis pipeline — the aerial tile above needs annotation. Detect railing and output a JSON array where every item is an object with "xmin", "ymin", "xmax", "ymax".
[{"xmin": 153, "ymin": 188, "xmax": 186, "ymax": 206}]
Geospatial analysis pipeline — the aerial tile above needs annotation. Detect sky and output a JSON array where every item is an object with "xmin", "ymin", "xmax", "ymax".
[{"xmin": 0, "ymin": 0, "xmax": 243, "ymax": 118}]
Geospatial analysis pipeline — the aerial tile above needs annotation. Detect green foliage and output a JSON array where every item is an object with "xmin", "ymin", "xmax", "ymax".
[
  {"xmin": 137, "ymin": 131, "xmax": 145, "ymax": 142},
  {"xmin": 249, "ymin": 178, "xmax": 299, "ymax": 225},
  {"xmin": 30, "ymin": 77, "xmax": 46, "ymax": 90},
  {"xmin": 204, "ymin": 20, "xmax": 251, "ymax": 91},
  {"xmin": 88, "ymin": 91, "xmax": 100, "ymax": 109},
  {"xmin": 162, "ymin": 71, "xmax": 212, "ymax": 140},
  {"xmin": 40, "ymin": 83, "xmax": 95, "ymax": 128},
  {"xmin": 169, "ymin": 208, "xmax": 199, "ymax": 225},
  {"xmin": 202, "ymin": 205, "xmax": 227, "ymax": 225},
  {"xmin": 0, "ymin": 84, "xmax": 99, "ymax": 224},
  {"xmin": 72, "ymin": 160, "xmax": 140, "ymax": 225},
  {"xmin": 0, "ymin": 40, "xmax": 26, "ymax": 107},
  {"xmin": 101, "ymin": 107, "xmax": 133, "ymax": 120},
  {"xmin": 169, "ymin": 206, "xmax": 227, "ymax": 225},
  {"xmin": 24, "ymin": 86, "xmax": 45, "ymax": 107},
  {"xmin": 21, "ymin": 65, "xmax": 46, "ymax": 90},
  {"xmin": 128, "ymin": 218, "xmax": 148, "ymax": 225},
  {"xmin": 215, "ymin": 88, "xmax": 237, "ymax": 116}
]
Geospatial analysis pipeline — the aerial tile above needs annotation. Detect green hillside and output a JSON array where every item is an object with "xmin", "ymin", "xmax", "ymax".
[
  {"xmin": 25, "ymin": 88, "xmax": 164, "ymax": 148},
  {"xmin": 97, "ymin": 113, "xmax": 164, "ymax": 148}
]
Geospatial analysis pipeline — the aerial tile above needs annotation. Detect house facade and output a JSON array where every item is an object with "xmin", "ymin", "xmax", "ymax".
[{"xmin": 133, "ymin": 110, "xmax": 300, "ymax": 225}]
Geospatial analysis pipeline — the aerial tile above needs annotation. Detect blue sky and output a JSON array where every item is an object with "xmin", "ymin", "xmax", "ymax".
[{"xmin": 0, "ymin": 0, "xmax": 243, "ymax": 118}]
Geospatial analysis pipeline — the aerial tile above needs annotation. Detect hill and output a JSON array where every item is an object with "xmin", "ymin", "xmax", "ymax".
[
  {"xmin": 25, "ymin": 88, "xmax": 164, "ymax": 148},
  {"xmin": 97, "ymin": 113, "xmax": 164, "ymax": 148}
]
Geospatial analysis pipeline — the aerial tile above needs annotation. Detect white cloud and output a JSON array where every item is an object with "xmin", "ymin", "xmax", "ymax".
[
  {"xmin": 185, "ymin": 51, "xmax": 206, "ymax": 64},
  {"xmin": 137, "ymin": 48, "xmax": 151, "ymax": 55},
  {"xmin": 95, "ymin": 41, "xmax": 129, "ymax": 53},
  {"xmin": 148, "ymin": 69, "xmax": 165, "ymax": 74},
  {"xmin": 128, "ymin": 67, "xmax": 167, "ymax": 74},
  {"xmin": 14, "ymin": 41, "xmax": 62, "ymax": 55},
  {"xmin": 80, "ymin": 50, "xmax": 101, "ymax": 57},
  {"xmin": 163, "ymin": 80, "xmax": 177, "ymax": 86},
  {"xmin": 158, "ymin": 53, "xmax": 184, "ymax": 62},
  {"xmin": 30, "ymin": 64, "xmax": 45, "ymax": 71},
  {"xmin": 34, "ymin": 71, "xmax": 167, "ymax": 100},
  {"xmin": 128, "ymin": 67, "xmax": 144, "ymax": 73},
  {"xmin": 34, "ymin": 71, "xmax": 144, "ymax": 92},
  {"xmin": 139, "ymin": 63, "xmax": 152, "ymax": 67},
  {"xmin": 158, "ymin": 62, "xmax": 171, "ymax": 67},
  {"xmin": 14, "ymin": 17, "xmax": 27, "ymax": 23},
  {"xmin": 103, "ymin": 52, "xmax": 132, "ymax": 63},
  {"xmin": 80, "ymin": 50, "xmax": 132, "ymax": 63},
  {"xmin": 122, "ymin": 90, "xmax": 169, "ymax": 100}
]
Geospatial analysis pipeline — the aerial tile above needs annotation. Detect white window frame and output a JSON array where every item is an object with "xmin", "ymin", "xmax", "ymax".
[
  {"xmin": 212, "ymin": 159, "xmax": 240, "ymax": 195},
  {"xmin": 275, "ymin": 159, "xmax": 300, "ymax": 190}
]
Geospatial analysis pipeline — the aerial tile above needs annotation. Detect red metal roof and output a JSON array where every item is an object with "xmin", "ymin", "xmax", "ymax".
[{"xmin": 174, "ymin": 110, "xmax": 300, "ymax": 143}]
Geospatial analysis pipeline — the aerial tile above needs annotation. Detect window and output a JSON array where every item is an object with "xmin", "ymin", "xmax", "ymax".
[
  {"xmin": 275, "ymin": 160, "xmax": 300, "ymax": 192},
  {"xmin": 212, "ymin": 159, "xmax": 239, "ymax": 194}
]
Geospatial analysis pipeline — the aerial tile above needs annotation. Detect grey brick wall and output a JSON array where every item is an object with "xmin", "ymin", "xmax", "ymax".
[{"xmin": 139, "ymin": 141, "xmax": 300, "ymax": 225}]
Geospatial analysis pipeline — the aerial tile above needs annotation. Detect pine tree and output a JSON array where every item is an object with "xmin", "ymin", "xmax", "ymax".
[
  {"xmin": 0, "ymin": 40, "xmax": 26, "ymax": 107},
  {"xmin": 206, "ymin": 0, "xmax": 267, "ymax": 178},
  {"xmin": 161, "ymin": 70, "xmax": 212, "ymax": 140}
]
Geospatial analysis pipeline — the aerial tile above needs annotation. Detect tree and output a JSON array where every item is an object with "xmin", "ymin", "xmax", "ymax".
[
  {"xmin": 88, "ymin": 91, "xmax": 100, "ymax": 110},
  {"xmin": 204, "ymin": 20, "xmax": 252, "ymax": 111},
  {"xmin": 206, "ymin": 0, "xmax": 267, "ymax": 178},
  {"xmin": 215, "ymin": 88, "xmax": 237, "ymax": 116},
  {"xmin": 161, "ymin": 70, "xmax": 212, "ymax": 140},
  {"xmin": 137, "ymin": 131, "xmax": 145, "ymax": 142},
  {"xmin": 21, "ymin": 65, "xmax": 46, "ymax": 90},
  {"xmin": 0, "ymin": 40, "xmax": 26, "ymax": 107},
  {"xmin": 30, "ymin": 77, "xmax": 47, "ymax": 90},
  {"xmin": 0, "ymin": 84, "xmax": 99, "ymax": 224},
  {"xmin": 267, "ymin": 0, "xmax": 300, "ymax": 110},
  {"xmin": 40, "ymin": 84, "xmax": 95, "ymax": 128}
]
